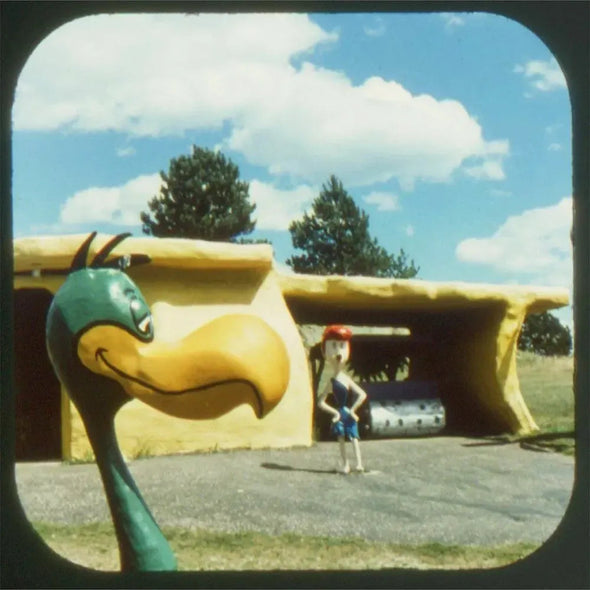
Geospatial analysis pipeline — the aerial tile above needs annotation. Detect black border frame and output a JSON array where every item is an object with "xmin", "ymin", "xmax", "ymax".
[{"xmin": 2, "ymin": 2, "xmax": 588, "ymax": 588}]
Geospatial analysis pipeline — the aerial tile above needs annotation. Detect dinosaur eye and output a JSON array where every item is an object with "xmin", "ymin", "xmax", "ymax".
[
  {"xmin": 128, "ymin": 295, "xmax": 152, "ymax": 336},
  {"xmin": 137, "ymin": 314, "xmax": 152, "ymax": 334}
]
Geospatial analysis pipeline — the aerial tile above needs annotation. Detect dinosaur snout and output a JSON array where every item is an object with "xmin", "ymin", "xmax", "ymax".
[{"xmin": 78, "ymin": 314, "xmax": 290, "ymax": 420}]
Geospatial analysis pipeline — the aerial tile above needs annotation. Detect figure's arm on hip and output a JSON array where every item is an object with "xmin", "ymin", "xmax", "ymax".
[
  {"xmin": 347, "ymin": 378, "xmax": 368, "ymax": 421},
  {"xmin": 318, "ymin": 385, "xmax": 341, "ymax": 422}
]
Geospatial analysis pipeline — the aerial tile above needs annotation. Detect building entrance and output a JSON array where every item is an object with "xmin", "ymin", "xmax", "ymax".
[{"xmin": 14, "ymin": 289, "xmax": 62, "ymax": 461}]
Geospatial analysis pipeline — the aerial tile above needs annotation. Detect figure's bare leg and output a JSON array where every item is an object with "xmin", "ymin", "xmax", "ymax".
[
  {"xmin": 351, "ymin": 438, "xmax": 364, "ymax": 472},
  {"xmin": 337, "ymin": 437, "xmax": 350, "ymax": 473}
]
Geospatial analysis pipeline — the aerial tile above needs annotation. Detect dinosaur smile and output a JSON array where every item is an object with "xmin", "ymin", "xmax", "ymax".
[
  {"xmin": 93, "ymin": 347, "xmax": 265, "ymax": 417},
  {"xmin": 77, "ymin": 314, "xmax": 289, "ymax": 420}
]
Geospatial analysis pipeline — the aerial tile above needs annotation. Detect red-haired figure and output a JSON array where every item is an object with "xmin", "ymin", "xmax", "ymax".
[{"xmin": 318, "ymin": 325, "xmax": 367, "ymax": 474}]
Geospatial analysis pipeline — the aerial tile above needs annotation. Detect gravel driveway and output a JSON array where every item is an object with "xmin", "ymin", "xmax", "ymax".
[{"xmin": 15, "ymin": 437, "xmax": 574, "ymax": 547}]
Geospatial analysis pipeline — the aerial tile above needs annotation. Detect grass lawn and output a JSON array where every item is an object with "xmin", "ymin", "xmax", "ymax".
[
  {"xmin": 512, "ymin": 352, "xmax": 575, "ymax": 455},
  {"xmin": 34, "ymin": 521, "xmax": 539, "ymax": 572}
]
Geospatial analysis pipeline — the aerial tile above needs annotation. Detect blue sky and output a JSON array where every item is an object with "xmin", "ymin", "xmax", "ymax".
[{"xmin": 11, "ymin": 11, "xmax": 573, "ymax": 326}]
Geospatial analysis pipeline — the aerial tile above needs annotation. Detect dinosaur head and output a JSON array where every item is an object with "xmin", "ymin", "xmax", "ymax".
[{"xmin": 46, "ymin": 232, "xmax": 290, "ymax": 421}]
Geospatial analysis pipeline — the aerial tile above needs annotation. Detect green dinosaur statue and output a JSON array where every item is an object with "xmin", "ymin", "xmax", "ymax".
[{"xmin": 45, "ymin": 232, "xmax": 289, "ymax": 571}]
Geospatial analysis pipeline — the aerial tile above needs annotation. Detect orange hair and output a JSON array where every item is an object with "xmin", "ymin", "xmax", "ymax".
[{"xmin": 321, "ymin": 325, "xmax": 352, "ymax": 350}]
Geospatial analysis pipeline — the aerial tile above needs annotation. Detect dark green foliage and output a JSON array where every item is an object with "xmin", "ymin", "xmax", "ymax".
[
  {"xmin": 286, "ymin": 175, "xmax": 419, "ymax": 278},
  {"xmin": 518, "ymin": 311, "xmax": 572, "ymax": 356},
  {"xmin": 140, "ymin": 146, "xmax": 256, "ymax": 242},
  {"xmin": 347, "ymin": 350, "xmax": 408, "ymax": 383},
  {"xmin": 234, "ymin": 237, "xmax": 271, "ymax": 245}
]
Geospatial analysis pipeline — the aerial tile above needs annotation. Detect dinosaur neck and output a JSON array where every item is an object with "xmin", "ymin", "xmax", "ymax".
[{"xmin": 82, "ymin": 411, "xmax": 177, "ymax": 572}]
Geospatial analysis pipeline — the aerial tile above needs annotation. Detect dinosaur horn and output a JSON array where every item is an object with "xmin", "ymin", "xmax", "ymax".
[
  {"xmin": 90, "ymin": 233, "xmax": 132, "ymax": 268},
  {"xmin": 70, "ymin": 232, "xmax": 97, "ymax": 272}
]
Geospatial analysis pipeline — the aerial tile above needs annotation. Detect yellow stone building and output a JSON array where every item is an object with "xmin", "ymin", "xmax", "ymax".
[{"xmin": 13, "ymin": 234, "xmax": 569, "ymax": 461}]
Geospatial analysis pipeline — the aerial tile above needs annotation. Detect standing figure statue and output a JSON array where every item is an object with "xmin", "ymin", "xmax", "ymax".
[{"xmin": 318, "ymin": 325, "xmax": 367, "ymax": 474}]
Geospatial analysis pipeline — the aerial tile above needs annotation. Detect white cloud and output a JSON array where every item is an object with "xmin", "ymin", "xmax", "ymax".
[
  {"xmin": 117, "ymin": 146, "xmax": 136, "ymax": 157},
  {"xmin": 463, "ymin": 139, "xmax": 509, "ymax": 180},
  {"xmin": 249, "ymin": 180, "xmax": 316, "ymax": 230},
  {"xmin": 60, "ymin": 174, "xmax": 162, "ymax": 225},
  {"xmin": 13, "ymin": 13, "xmax": 336, "ymax": 136},
  {"xmin": 362, "ymin": 191, "xmax": 400, "ymax": 211},
  {"xmin": 455, "ymin": 197, "xmax": 573, "ymax": 288},
  {"xmin": 405, "ymin": 224, "xmax": 415, "ymax": 237},
  {"xmin": 548, "ymin": 142, "xmax": 562, "ymax": 152},
  {"xmin": 14, "ymin": 13, "xmax": 508, "ymax": 189},
  {"xmin": 441, "ymin": 13, "xmax": 466, "ymax": 29},
  {"xmin": 545, "ymin": 123, "xmax": 562, "ymax": 135},
  {"xmin": 464, "ymin": 160, "xmax": 506, "ymax": 181},
  {"xmin": 364, "ymin": 17, "xmax": 386, "ymax": 37},
  {"xmin": 225, "ymin": 70, "xmax": 508, "ymax": 187},
  {"xmin": 514, "ymin": 57, "xmax": 567, "ymax": 92}
]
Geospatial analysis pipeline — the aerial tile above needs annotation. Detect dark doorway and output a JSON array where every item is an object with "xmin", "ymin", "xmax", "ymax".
[{"xmin": 14, "ymin": 289, "xmax": 62, "ymax": 461}]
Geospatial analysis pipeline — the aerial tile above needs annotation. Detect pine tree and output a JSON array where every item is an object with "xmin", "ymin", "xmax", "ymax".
[
  {"xmin": 140, "ymin": 146, "xmax": 256, "ymax": 241},
  {"xmin": 286, "ymin": 175, "xmax": 418, "ymax": 278}
]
